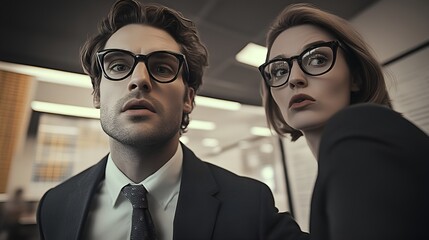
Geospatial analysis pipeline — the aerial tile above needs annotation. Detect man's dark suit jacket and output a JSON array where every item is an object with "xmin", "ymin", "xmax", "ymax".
[
  {"xmin": 37, "ymin": 144, "xmax": 308, "ymax": 240},
  {"xmin": 311, "ymin": 104, "xmax": 429, "ymax": 240}
]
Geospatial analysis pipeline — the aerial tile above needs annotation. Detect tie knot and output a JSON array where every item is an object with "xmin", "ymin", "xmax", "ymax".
[{"xmin": 121, "ymin": 184, "xmax": 148, "ymax": 209}]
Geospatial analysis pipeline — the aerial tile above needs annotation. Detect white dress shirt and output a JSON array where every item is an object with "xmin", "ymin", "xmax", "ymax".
[{"xmin": 83, "ymin": 144, "xmax": 183, "ymax": 240}]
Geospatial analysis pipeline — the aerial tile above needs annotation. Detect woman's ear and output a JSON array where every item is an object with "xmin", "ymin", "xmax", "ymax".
[{"xmin": 350, "ymin": 77, "xmax": 360, "ymax": 92}]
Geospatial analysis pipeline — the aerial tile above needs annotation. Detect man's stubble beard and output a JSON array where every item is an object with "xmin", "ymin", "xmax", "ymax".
[{"xmin": 100, "ymin": 109, "xmax": 181, "ymax": 148}]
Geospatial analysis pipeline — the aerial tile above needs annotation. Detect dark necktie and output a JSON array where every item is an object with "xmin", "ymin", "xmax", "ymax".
[{"xmin": 121, "ymin": 184, "xmax": 157, "ymax": 240}]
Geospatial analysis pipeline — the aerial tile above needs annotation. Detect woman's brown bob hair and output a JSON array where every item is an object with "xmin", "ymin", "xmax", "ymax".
[
  {"xmin": 262, "ymin": 3, "xmax": 392, "ymax": 141},
  {"xmin": 80, "ymin": 0, "xmax": 208, "ymax": 134}
]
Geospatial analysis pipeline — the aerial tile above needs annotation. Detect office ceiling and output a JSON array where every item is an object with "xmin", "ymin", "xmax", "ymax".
[{"xmin": 0, "ymin": 0, "xmax": 377, "ymax": 106}]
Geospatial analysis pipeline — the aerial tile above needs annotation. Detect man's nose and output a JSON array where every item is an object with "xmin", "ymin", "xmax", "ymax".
[{"xmin": 128, "ymin": 62, "xmax": 152, "ymax": 92}]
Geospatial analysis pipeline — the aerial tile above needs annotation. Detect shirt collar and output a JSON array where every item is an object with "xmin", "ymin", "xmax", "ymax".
[{"xmin": 105, "ymin": 144, "xmax": 183, "ymax": 209}]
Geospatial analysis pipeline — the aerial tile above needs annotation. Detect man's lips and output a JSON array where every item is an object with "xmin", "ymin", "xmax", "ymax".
[
  {"xmin": 289, "ymin": 94, "xmax": 316, "ymax": 108},
  {"xmin": 121, "ymin": 99, "xmax": 156, "ymax": 113}
]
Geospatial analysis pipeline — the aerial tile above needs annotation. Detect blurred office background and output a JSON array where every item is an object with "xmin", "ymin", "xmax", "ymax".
[{"xmin": 0, "ymin": 0, "xmax": 428, "ymax": 238}]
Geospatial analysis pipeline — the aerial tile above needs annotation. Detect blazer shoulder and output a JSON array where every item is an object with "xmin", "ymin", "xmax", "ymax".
[
  {"xmin": 204, "ymin": 161, "xmax": 271, "ymax": 191},
  {"xmin": 326, "ymin": 103, "xmax": 400, "ymax": 129},
  {"xmin": 319, "ymin": 103, "xmax": 429, "ymax": 176},
  {"xmin": 315, "ymin": 107, "xmax": 429, "ymax": 240},
  {"xmin": 37, "ymin": 157, "xmax": 108, "ymax": 240},
  {"xmin": 323, "ymin": 103, "xmax": 428, "ymax": 143}
]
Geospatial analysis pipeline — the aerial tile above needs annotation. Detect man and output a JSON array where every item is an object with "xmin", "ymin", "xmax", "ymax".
[{"xmin": 37, "ymin": 1, "xmax": 308, "ymax": 239}]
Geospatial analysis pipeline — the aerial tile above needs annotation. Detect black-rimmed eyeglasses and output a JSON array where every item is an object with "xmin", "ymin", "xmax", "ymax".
[
  {"xmin": 259, "ymin": 41, "xmax": 341, "ymax": 88},
  {"xmin": 96, "ymin": 49, "xmax": 189, "ymax": 83}
]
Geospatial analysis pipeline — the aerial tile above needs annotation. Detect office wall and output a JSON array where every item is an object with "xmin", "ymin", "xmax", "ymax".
[{"xmin": 0, "ymin": 72, "xmax": 35, "ymax": 193}]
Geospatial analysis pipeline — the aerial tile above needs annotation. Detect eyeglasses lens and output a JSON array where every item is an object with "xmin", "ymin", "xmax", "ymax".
[
  {"xmin": 102, "ymin": 51, "xmax": 182, "ymax": 82},
  {"xmin": 103, "ymin": 51, "xmax": 134, "ymax": 80},
  {"xmin": 263, "ymin": 45, "xmax": 335, "ymax": 87},
  {"xmin": 147, "ymin": 52, "xmax": 180, "ymax": 82},
  {"xmin": 301, "ymin": 46, "xmax": 334, "ymax": 76}
]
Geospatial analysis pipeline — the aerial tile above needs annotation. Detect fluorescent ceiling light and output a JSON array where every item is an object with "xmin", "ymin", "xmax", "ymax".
[
  {"xmin": 180, "ymin": 136, "xmax": 189, "ymax": 144},
  {"xmin": 202, "ymin": 138, "xmax": 219, "ymax": 147},
  {"xmin": 195, "ymin": 96, "xmax": 241, "ymax": 111},
  {"xmin": 250, "ymin": 126, "xmax": 272, "ymax": 137},
  {"xmin": 188, "ymin": 120, "xmax": 216, "ymax": 130},
  {"xmin": 38, "ymin": 124, "xmax": 80, "ymax": 135},
  {"xmin": 235, "ymin": 42, "xmax": 267, "ymax": 68},
  {"xmin": 261, "ymin": 166, "xmax": 274, "ymax": 179},
  {"xmin": 0, "ymin": 61, "xmax": 91, "ymax": 88},
  {"xmin": 31, "ymin": 101, "xmax": 100, "ymax": 119}
]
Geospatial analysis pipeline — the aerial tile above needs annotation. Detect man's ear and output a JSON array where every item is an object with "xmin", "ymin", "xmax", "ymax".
[
  {"xmin": 93, "ymin": 94, "xmax": 100, "ymax": 109},
  {"xmin": 184, "ymin": 87, "xmax": 195, "ymax": 114}
]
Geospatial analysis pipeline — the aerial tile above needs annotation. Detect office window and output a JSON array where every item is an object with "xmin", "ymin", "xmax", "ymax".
[{"xmin": 31, "ymin": 113, "xmax": 108, "ymax": 184}]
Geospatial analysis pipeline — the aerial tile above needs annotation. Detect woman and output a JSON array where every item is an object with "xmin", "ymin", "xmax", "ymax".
[{"xmin": 259, "ymin": 4, "xmax": 429, "ymax": 240}]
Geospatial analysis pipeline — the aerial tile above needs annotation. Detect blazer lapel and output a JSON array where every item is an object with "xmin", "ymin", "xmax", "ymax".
[
  {"xmin": 173, "ymin": 144, "xmax": 220, "ymax": 240},
  {"xmin": 67, "ymin": 156, "xmax": 107, "ymax": 240}
]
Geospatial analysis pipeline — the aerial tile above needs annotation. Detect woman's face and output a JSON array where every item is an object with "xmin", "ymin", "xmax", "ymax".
[{"xmin": 268, "ymin": 24, "xmax": 358, "ymax": 134}]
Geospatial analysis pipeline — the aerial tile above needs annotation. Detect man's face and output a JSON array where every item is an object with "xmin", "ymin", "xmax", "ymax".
[{"xmin": 96, "ymin": 24, "xmax": 194, "ymax": 147}]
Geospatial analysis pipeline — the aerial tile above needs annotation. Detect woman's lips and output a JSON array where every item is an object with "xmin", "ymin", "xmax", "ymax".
[{"xmin": 289, "ymin": 94, "xmax": 315, "ymax": 109}]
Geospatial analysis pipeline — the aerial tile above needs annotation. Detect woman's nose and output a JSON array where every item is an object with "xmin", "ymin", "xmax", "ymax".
[{"xmin": 288, "ymin": 61, "xmax": 308, "ymax": 89}]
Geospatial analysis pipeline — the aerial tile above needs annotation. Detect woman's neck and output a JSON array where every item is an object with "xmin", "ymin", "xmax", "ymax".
[{"xmin": 303, "ymin": 127, "xmax": 325, "ymax": 160}]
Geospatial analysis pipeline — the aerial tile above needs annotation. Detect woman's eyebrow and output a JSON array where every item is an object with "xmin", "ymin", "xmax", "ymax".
[
  {"xmin": 302, "ymin": 40, "xmax": 328, "ymax": 50},
  {"xmin": 270, "ymin": 40, "xmax": 331, "ymax": 60}
]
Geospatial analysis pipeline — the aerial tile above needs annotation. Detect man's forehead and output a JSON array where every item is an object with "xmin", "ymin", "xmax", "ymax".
[{"xmin": 105, "ymin": 24, "xmax": 181, "ymax": 53}]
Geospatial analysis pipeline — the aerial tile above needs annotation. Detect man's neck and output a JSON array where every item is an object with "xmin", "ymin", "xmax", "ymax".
[{"xmin": 108, "ymin": 137, "xmax": 180, "ymax": 183}]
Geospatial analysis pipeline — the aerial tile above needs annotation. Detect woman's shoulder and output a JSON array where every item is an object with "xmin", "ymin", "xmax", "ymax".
[
  {"xmin": 323, "ymin": 103, "xmax": 428, "ymax": 141},
  {"xmin": 326, "ymin": 103, "xmax": 401, "ymax": 127},
  {"xmin": 315, "ymin": 107, "xmax": 429, "ymax": 240},
  {"xmin": 319, "ymin": 103, "xmax": 429, "ymax": 172},
  {"xmin": 317, "ymin": 104, "xmax": 429, "ymax": 191}
]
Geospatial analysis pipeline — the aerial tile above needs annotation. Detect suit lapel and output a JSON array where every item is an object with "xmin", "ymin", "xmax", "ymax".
[
  {"xmin": 67, "ymin": 156, "xmax": 107, "ymax": 240},
  {"xmin": 173, "ymin": 144, "xmax": 220, "ymax": 240}
]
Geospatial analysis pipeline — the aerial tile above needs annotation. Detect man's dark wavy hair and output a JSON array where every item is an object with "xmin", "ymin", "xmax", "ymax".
[{"xmin": 80, "ymin": 0, "xmax": 208, "ymax": 133}]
